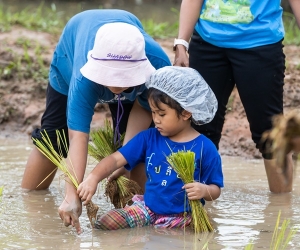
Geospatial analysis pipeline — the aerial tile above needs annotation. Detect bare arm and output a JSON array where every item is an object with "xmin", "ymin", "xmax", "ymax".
[
  {"xmin": 288, "ymin": 0, "xmax": 300, "ymax": 28},
  {"xmin": 58, "ymin": 129, "xmax": 89, "ymax": 234},
  {"xmin": 108, "ymin": 99, "xmax": 152, "ymax": 180},
  {"xmin": 184, "ymin": 182, "xmax": 221, "ymax": 201},
  {"xmin": 77, "ymin": 151, "xmax": 127, "ymax": 204},
  {"xmin": 173, "ymin": 0, "xmax": 204, "ymax": 67},
  {"xmin": 67, "ymin": 130, "xmax": 89, "ymax": 186}
]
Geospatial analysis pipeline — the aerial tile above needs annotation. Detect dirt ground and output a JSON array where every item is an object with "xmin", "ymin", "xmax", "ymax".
[{"xmin": 0, "ymin": 28, "xmax": 300, "ymax": 159}]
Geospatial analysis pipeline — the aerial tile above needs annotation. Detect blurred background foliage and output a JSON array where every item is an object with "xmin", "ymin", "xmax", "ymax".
[
  {"xmin": 0, "ymin": 0, "xmax": 299, "ymax": 43},
  {"xmin": 0, "ymin": 0, "xmax": 299, "ymax": 97}
]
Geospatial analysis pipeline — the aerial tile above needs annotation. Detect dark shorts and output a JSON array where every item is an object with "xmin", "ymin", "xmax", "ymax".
[
  {"xmin": 32, "ymin": 84, "xmax": 69, "ymax": 157},
  {"xmin": 189, "ymin": 31, "xmax": 285, "ymax": 159},
  {"xmin": 32, "ymin": 84, "xmax": 135, "ymax": 157}
]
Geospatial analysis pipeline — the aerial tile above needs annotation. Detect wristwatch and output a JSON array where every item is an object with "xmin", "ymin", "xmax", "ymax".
[{"xmin": 173, "ymin": 38, "xmax": 189, "ymax": 51}]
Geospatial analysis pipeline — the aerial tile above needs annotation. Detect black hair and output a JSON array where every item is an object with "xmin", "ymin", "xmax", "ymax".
[{"xmin": 147, "ymin": 87, "xmax": 184, "ymax": 118}]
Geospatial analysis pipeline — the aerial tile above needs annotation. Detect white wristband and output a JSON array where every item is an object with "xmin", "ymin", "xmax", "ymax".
[{"xmin": 173, "ymin": 38, "xmax": 189, "ymax": 51}]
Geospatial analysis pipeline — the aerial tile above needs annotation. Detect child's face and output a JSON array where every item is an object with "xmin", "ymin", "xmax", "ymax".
[{"xmin": 149, "ymin": 99, "xmax": 190, "ymax": 138}]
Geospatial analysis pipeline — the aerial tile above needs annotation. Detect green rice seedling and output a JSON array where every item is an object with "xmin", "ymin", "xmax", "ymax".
[
  {"xmin": 244, "ymin": 242, "xmax": 254, "ymax": 250},
  {"xmin": 270, "ymin": 210, "xmax": 297, "ymax": 250},
  {"xmin": 0, "ymin": 186, "xmax": 2, "ymax": 204},
  {"xmin": 88, "ymin": 119, "xmax": 124, "ymax": 161},
  {"xmin": 88, "ymin": 119, "xmax": 143, "ymax": 208},
  {"xmin": 0, "ymin": 186, "xmax": 3, "ymax": 214},
  {"xmin": 244, "ymin": 210, "xmax": 297, "ymax": 249},
  {"xmin": 166, "ymin": 150, "xmax": 214, "ymax": 233},
  {"xmin": 32, "ymin": 130, "xmax": 99, "ymax": 226}
]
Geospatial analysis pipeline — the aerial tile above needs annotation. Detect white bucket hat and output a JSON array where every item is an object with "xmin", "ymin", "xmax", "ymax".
[{"xmin": 80, "ymin": 22, "xmax": 155, "ymax": 87}]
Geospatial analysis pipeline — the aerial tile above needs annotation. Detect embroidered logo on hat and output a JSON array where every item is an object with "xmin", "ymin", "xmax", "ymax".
[{"xmin": 90, "ymin": 53, "xmax": 147, "ymax": 62}]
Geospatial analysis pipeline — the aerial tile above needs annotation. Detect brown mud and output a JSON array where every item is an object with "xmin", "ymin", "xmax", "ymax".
[{"xmin": 1, "ymin": 28, "xmax": 300, "ymax": 159}]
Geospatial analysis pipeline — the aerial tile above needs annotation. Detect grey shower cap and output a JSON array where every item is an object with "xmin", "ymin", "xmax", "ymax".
[{"xmin": 146, "ymin": 66, "xmax": 218, "ymax": 125}]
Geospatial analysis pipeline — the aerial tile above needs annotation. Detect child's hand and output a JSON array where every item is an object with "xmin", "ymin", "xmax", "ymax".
[
  {"xmin": 183, "ymin": 182, "xmax": 207, "ymax": 200},
  {"xmin": 77, "ymin": 174, "xmax": 98, "ymax": 205}
]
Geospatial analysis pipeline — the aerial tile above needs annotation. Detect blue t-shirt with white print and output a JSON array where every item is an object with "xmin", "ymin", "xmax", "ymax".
[
  {"xmin": 49, "ymin": 9, "xmax": 171, "ymax": 133},
  {"xmin": 195, "ymin": 0, "xmax": 285, "ymax": 49},
  {"xmin": 119, "ymin": 128, "xmax": 224, "ymax": 215}
]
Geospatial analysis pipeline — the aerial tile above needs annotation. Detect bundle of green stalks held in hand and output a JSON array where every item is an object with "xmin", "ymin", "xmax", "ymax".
[
  {"xmin": 88, "ymin": 120, "xmax": 143, "ymax": 209},
  {"xmin": 32, "ymin": 130, "xmax": 99, "ymax": 227},
  {"xmin": 88, "ymin": 120, "xmax": 124, "ymax": 161},
  {"xmin": 166, "ymin": 150, "xmax": 213, "ymax": 233}
]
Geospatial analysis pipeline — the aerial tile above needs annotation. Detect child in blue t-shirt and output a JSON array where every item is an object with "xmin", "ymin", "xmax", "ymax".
[{"xmin": 77, "ymin": 66, "xmax": 224, "ymax": 230}]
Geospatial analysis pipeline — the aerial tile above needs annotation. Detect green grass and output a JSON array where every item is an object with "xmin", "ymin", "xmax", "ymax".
[
  {"xmin": 0, "ymin": 3, "xmax": 62, "ymax": 84},
  {"xmin": 0, "ymin": 3, "xmax": 179, "ymax": 38},
  {"xmin": 0, "ymin": 4, "xmax": 298, "ymax": 43},
  {"xmin": 283, "ymin": 12, "xmax": 300, "ymax": 45},
  {"xmin": 0, "ymin": 4, "xmax": 298, "ymax": 85},
  {"xmin": 0, "ymin": 3, "xmax": 178, "ymax": 84},
  {"xmin": 0, "ymin": 3, "xmax": 299, "ymax": 43},
  {"xmin": 0, "ymin": 40, "xmax": 49, "ymax": 88},
  {"xmin": 0, "ymin": 2, "xmax": 66, "ymax": 34},
  {"xmin": 141, "ymin": 7, "xmax": 179, "ymax": 38}
]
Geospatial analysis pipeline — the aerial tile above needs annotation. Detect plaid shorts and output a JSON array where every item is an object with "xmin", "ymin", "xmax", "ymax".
[{"xmin": 94, "ymin": 195, "xmax": 192, "ymax": 230}]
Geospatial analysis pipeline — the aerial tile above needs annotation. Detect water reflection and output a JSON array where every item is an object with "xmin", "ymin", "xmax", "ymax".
[{"xmin": 1, "ymin": 139, "xmax": 300, "ymax": 249}]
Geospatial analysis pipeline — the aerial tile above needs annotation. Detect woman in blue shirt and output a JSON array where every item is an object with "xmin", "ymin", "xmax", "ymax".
[
  {"xmin": 21, "ymin": 9, "xmax": 171, "ymax": 234},
  {"xmin": 173, "ymin": 0, "xmax": 300, "ymax": 194}
]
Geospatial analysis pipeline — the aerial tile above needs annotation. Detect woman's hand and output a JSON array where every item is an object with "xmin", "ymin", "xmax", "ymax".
[
  {"xmin": 58, "ymin": 189, "xmax": 82, "ymax": 234},
  {"xmin": 173, "ymin": 45, "xmax": 189, "ymax": 67}
]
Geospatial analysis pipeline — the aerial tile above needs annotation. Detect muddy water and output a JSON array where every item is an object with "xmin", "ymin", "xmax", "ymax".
[{"xmin": 1, "ymin": 139, "xmax": 300, "ymax": 250}]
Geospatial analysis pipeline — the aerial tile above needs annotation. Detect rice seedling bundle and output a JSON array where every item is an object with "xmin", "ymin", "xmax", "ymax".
[
  {"xmin": 262, "ymin": 110, "xmax": 300, "ymax": 176},
  {"xmin": 166, "ymin": 150, "xmax": 213, "ymax": 233},
  {"xmin": 32, "ymin": 130, "xmax": 98, "ymax": 226},
  {"xmin": 88, "ymin": 119, "xmax": 143, "ymax": 209},
  {"xmin": 88, "ymin": 120, "xmax": 124, "ymax": 162},
  {"xmin": 104, "ymin": 175, "xmax": 143, "ymax": 208},
  {"xmin": 270, "ymin": 210, "xmax": 297, "ymax": 250},
  {"xmin": 244, "ymin": 210, "xmax": 297, "ymax": 249}
]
